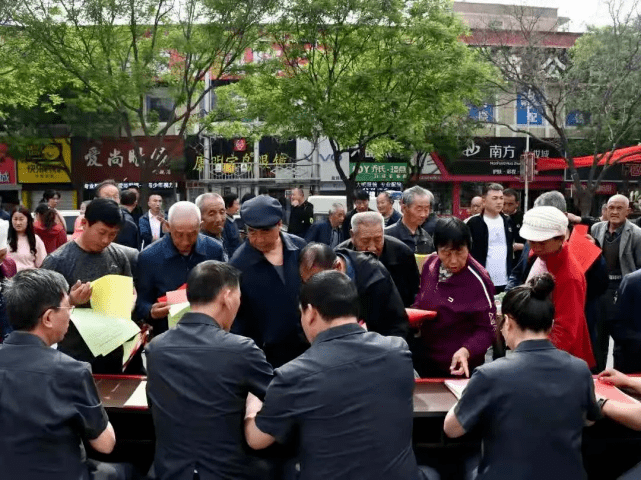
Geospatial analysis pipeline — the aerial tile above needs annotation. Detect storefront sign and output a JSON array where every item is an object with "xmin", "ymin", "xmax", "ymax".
[
  {"xmin": 74, "ymin": 137, "xmax": 184, "ymax": 182},
  {"xmin": 350, "ymin": 163, "xmax": 409, "ymax": 182},
  {"xmin": 17, "ymin": 138, "xmax": 72, "ymax": 184},
  {"xmin": 0, "ymin": 145, "xmax": 17, "ymax": 184}
]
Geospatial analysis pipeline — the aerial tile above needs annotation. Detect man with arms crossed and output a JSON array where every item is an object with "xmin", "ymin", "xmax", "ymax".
[
  {"xmin": 146, "ymin": 261, "xmax": 273, "ymax": 480},
  {"xmin": 245, "ymin": 271, "xmax": 420, "ymax": 480}
]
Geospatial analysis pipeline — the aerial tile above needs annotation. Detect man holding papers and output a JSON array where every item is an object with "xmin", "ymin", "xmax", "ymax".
[
  {"xmin": 135, "ymin": 201, "xmax": 225, "ymax": 336},
  {"xmin": 0, "ymin": 269, "xmax": 132, "ymax": 480},
  {"xmin": 146, "ymin": 260, "xmax": 273, "ymax": 480},
  {"xmin": 41, "ymin": 198, "xmax": 134, "ymax": 373}
]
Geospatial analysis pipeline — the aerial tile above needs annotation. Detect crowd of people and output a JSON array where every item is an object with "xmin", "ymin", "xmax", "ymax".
[{"xmin": 1, "ymin": 180, "xmax": 641, "ymax": 479}]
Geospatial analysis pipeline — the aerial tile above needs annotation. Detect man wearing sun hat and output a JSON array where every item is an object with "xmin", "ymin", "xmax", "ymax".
[
  {"xmin": 230, "ymin": 195, "xmax": 308, "ymax": 368},
  {"xmin": 519, "ymin": 206, "xmax": 595, "ymax": 367}
]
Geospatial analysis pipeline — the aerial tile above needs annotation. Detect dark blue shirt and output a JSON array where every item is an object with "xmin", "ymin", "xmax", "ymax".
[
  {"xmin": 115, "ymin": 207, "xmax": 141, "ymax": 250},
  {"xmin": 139, "ymin": 212, "xmax": 165, "ymax": 248},
  {"xmin": 230, "ymin": 232, "xmax": 307, "ymax": 368},
  {"xmin": 146, "ymin": 312, "xmax": 273, "ymax": 480},
  {"xmin": 454, "ymin": 339, "xmax": 601, "ymax": 480},
  {"xmin": 385, "ymin": 221, "xmax": 434, "ymax": 254},
  {"xmin": 135, "ymin": 234, "xmax": 225, "ymax": 334},
  {"xmin": 256, "ymin": 323, "xmax": 419, "ymax": 480},
  {"xmin": 384, "ymin": 209, "xmax": 402, "ymax": 227},
  {"xmin": 222, "ymin": 215, "xmax": 242, "ymax": 258},
  {"xmin": 0, "ymin": 332, "xmax": 108, "ymax": 480}
]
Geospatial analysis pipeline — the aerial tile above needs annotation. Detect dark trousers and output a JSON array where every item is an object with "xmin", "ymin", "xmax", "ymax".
[
  {"xmin": 87, "ymin": 459, "xmax": 137, "ymax": 480},
  {"xmin": 595, "ymin": 286, "xmax": 618, "ymax": 372}
]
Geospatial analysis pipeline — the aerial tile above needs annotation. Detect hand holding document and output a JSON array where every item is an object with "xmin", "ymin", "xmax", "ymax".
[{"xmin": 70, "ymin": 275, "xmax": 141, "ymax": 365}]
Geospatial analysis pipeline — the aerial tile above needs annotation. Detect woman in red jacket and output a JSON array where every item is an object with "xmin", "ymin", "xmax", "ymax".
[{"xmin": 33, "ymin": 203, "xmax": 67, "ymax": 254}]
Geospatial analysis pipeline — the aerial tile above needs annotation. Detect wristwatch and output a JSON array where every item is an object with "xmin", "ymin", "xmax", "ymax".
[{"xmin": 598, "ymin": 398, "xmax": 609, "ymax": 410}]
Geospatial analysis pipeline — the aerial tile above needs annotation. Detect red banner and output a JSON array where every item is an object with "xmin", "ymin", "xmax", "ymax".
[
  {"xmin": 74, "ymin": 136, "xmax": 184, "ymax": 182},
  {"xmin": 0, "ymin": 144, "xmax": 18, "ymax": 185}
]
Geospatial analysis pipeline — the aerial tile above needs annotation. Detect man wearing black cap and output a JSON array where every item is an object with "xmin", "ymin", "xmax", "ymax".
[{"xmin": 230, "ymin": 195, "xmax": 308, "ymax": 368}]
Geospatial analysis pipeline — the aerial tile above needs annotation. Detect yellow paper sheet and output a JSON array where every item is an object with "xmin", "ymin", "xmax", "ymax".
[
  {"xmin": 124, "ymin": 380, "xmax": 148, "ymax": 408},
  {"xmin": 70, "ymin": 309, "xmax": 140, "ymax": 357},
  {"xmin": 90, "ymin": 275, "xmax": 134, "ymax": 319},
  {"xmin": 168, "ymin": 302, "xmax": 190, "ymax": 329}
]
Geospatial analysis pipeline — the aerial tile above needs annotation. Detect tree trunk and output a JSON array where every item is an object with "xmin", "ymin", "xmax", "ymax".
[{"xmin": 576, "ymin": 186, "xmax": 593, "ymax": 217}]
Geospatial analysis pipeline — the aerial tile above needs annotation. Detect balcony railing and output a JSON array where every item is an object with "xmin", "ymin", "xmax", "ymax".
[{"xmin": 199, "ymin": 161, "xmax": 320, "ymax": 182}]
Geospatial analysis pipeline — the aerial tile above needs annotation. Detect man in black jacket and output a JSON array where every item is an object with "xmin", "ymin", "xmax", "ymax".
[
  {"xmin": 299, "ymin": 242, "xmax": 409, "ymax": 340},
  {"xmin": 288, "ymin": 188, "xmax": 314, "ymax": 238},
  {"xmin": 337, "ymin": 211, "xmax": 420, "ymax": 307},
  {"xmin": 467, "ymin": 183, "xmax": 514, "ymax": 293}
]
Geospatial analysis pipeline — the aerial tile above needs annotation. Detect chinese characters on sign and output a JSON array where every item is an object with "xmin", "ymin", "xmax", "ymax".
[
  {"xmin": 468, "ymin": 103, "xmax": 495, "ymax": 122},
  {"xmin": 349, "ymin": 163, "xmax": 409, "ymax": 182},
  {"xmin": 516, "ymin": 91, "xmax": 544, "ymax": 126},
  {"xmin": 18, "ymin": 139, "xmax": 72, "ymax": 184}
]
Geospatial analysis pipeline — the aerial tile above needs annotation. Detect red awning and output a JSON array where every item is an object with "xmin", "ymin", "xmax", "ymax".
[{"xmin": 536, "ymin": 145, "xmax": 641, "ymax": 171}]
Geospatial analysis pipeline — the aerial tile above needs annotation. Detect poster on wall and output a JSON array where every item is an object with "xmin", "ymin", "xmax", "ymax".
[{"xmin": 17, "ymin": 138, "xmax": 72, "ymax": 184}]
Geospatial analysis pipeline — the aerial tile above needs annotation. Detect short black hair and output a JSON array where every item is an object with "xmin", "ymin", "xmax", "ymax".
[
  {"xmin": 120, "ymin": 189, "xmax": 137, "ymax": 207},
  {"xmin": 4, "ymin": 269, "xmax": 69, "ymax": 331},
  {"xmin": 483, "ymin": 183, "xmax": 504, "ymax": 196},
  {"xmin": 503, "ymin": 189, "xmax": 520, "ymax": 201},
  {"xmin": 502, "ymin": 273, "xmax": 555, "ymax": 332},
  {"xmin": 84, "ymin": 198, "xmax": 124, "ymax": 228},
  {"xmin": 224, "ymin": 193, "xmax": 239, "ymax": 209},
  {"xmin": 433, "ymin": 217, "xmax": 472, "ymax": 250},
  {"xmin": 299, "ymin": 243, "xmax": 337, "ymax": 273},
  {"xmin": 95, "ymin": 179, "xmax": 118, "ymax": 198},
  {"xmin": 240, "ymin": 193, "xmax": 255, "ymax": 204},
  {"xmin": 300, "ymin": 270, "xmax": 359, "ymax": 321},
  {"xmin": 186, "ymin": 261, "xmax": 241, "ymax": 305},
  {"xmin": 41, "ymin": 189, "xmax": 60, "ymax": 202},
  {"xmin": 353, "ymin": 189, "xmax": 369, "ymax": 201}
]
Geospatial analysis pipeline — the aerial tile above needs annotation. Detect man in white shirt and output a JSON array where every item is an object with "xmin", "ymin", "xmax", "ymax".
[
  {"xmin": 466, "ymin": 183, "xmax": 514, "ymax": 293},
  {"xmin": 139, "ymin": 194, "xmax": 167, "ymax": 247}
]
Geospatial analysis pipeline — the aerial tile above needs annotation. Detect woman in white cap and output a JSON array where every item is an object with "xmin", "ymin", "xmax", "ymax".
[
  {"xmin": 518, "ymin": 206, "xmax": 595, "ymax": 368},
  {"xmin": 444, "ymin": 273, "xmax": 601, "ymax": 480}
]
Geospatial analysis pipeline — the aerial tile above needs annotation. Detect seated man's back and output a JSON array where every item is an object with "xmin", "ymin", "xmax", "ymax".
[
  {"xmin": 247, "ymin": 271, "xmax": 419, "ymax": 480},
  {"xmin": 146, "ymin": 260, "xmax": 273, "ymax": 480}
]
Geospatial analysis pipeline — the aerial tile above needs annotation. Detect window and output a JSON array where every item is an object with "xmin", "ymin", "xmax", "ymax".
[{"xmin": 146, "ymin": 93, "xmax": 174, "ymax": 122}]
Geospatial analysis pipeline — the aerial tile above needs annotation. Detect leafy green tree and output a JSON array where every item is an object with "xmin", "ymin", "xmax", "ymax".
[
  {"xmin": 209, "ymin": 0, "xmax": 490, "ymax": 207},
  {"xmin": 13, "ymin": 0, "xmax": 275, "ymax": 196}
]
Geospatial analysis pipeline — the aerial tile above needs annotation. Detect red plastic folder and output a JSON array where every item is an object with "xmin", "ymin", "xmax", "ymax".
[
  {"xmin": 568, "ymin": 224, "xmax": 601, "ymax": 273},
  {"xmin": 158, "ymin": 284, "xmax": 187, "ymax": 304},
  {"xmin": 407, "ymin": 308, "xmax": 437, "ymax": 329},
  {"xmin": 594, "ymin": 379, "xmax": 640, "ymax": 405}
]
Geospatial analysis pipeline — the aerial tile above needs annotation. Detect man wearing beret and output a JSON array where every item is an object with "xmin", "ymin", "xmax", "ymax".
[{"xmin": 230, "ymin": 195, "xmax": 308, "ymax": 368}]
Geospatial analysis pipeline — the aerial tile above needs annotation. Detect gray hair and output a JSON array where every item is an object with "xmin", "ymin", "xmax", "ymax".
[
  {"xmin": 328, "ymin": 203, "xmax": 346, "ymax": 215},
  {"xmin": 402, "ymin": 186, "xmax": 432, "ymax": 208},
  {"xmin": 168, "ymin": 201, "xmax": 201, "ymax": 225},
  {"xmin": 608, "ymin": 194, "xmax": 629, "ymax": 208},
  {"xmin": 4, "ymin": 269, "xmax": 69, "ymax": 331},
  {"xmin": 194, "ymin": 193, "xmax": 224, "ymax": 211},
  {"xmin": 534, "ymin": 191, "xmax": 567, "ymax": 213},
  {"xmin": 351, "ymin": 211, "xmax": 385, "ymax": 233}
]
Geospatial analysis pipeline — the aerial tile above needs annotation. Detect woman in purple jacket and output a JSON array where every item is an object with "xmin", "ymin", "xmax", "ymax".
[{"xmin": 413, "ymin": 217, "xmax": 496, "ymax": 378}]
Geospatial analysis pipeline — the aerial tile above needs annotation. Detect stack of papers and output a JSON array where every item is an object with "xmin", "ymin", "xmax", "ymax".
[
  {"xmin": 444, "ymin": 379, "xmax": 469, "ymax": 400},
  {"xmin": 70, "ymin": 275, "xmax": 141, "ymax": 363},
  {"xmin": 169, "ymin": 303, "xmax": 190, "ymax": 328},
  {"xmin": 594, "ymin": 379, "xmax": 640, "ymax": 405}
]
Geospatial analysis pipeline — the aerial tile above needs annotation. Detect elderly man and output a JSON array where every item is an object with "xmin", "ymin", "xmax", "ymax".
[
  {"xmin": 341, "ymin": 189, "xmax": 373, "ymax": 239},
  {"xmin": 591, "ymin": 194, "xmax": 641, "ymax": 371},
  {"xmin": 299, "ymin": 243, "xmax": 409, "ymax": 339},
  {"xmin": 305, "ymin": 202, "xmax": 346, "ymax": 248},
  {"xmin": 337, "ymin": 211, "xmax": 420, "ymax": 307},
  {"xmin": 519, "ymin": 206, "xmax": 595, "ymax": 367},
  {"xmin": 195, "ymin": 192, "xmax": 227, "ymax": 257},
  {"xmin": 244, "ymin": 271, "xmax": 420, "ymax": 480},
  {"xmin": 467, "ymin": 183, "xmax": 514, "ymax": 293},
  {"xmin": 135, "ymin": 201, "xmax": 225, "ymax": 336},
  {"xmin": 42, "ymin": 198, "xmax": 133, "ymax": 372},
  {"xmin": 385, "ymin": 186, "xmax": 435, "ymax": 254},
  {"xmin": 467, "ymin": 196, "xmax": 483, "ymax": 219},
  {"xmin": 139, "ymin": 194, "xmax": 167, "ymax": 247},
  {"xmin": 95, "ymin": 180, "xmax": 140, "ymax": 250},
  {"xmin": 0, "ymin": 269, "xmax": 128, "ymax": 480},
  {"xmin": 288, "ymin": 187, "xmax": 314, "ymax": 237},
  {"xmin": 230, "ymin": 195, "xmax": 308, "ymax": 368},
  {"xmin": 146, "ymin": 261, "xmax": 273, "ymax": 480},
  {"xmin": 377, "ymin": 192, "xmax": 402, "ymax": 227}
]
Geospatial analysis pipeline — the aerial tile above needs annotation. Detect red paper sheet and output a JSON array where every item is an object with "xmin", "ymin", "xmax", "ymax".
[
  {"xmin": 594, "ymin": 379, "xmax": 640, "ymax": 405},
  {"xmin": 568, "ymin": 225, "xmax": 601, "ymax": 273},
  {"xmin": 158, "ymin": 284, "xmax": 187, "ymax": 304},
  {"xmin": 406, "ymin": 308, "xmax": 437, "ymax": 329}
]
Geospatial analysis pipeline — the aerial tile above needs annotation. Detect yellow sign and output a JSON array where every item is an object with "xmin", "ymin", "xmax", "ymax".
[{"xmin": 17, "ymin": 138, "xmax": 72, "ymax": 183}]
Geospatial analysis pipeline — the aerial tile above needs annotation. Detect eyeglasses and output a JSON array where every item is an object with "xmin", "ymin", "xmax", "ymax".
[{"xmin": 39, "ymin": 305, "xmax": 75, "ymax": 318}]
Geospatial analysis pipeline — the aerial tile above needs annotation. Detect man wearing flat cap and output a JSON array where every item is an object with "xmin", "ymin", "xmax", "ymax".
[
  {"xmin": 519, "ymin": 206, "xmax": 595, "ymax": 368},
  {"xmin": 230, "ymin": 195, "xmax": 308, "ymax": 368}
]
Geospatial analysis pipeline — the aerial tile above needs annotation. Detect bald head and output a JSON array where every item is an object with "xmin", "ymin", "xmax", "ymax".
[
  {"xmin": 607, "ymin": 194, "xmax": 630, "ymax": 228},
  {"xmin": 196, "ymin": 193, "xmax": 226, "ymax": 236},
  {"xmin": 168, "ymin": 202, "xmax": 201, "ymax": 256}
]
